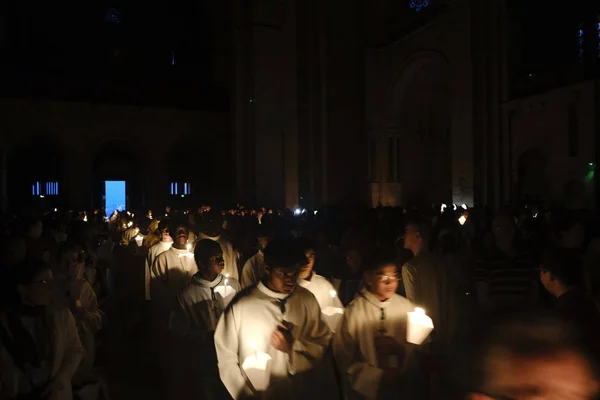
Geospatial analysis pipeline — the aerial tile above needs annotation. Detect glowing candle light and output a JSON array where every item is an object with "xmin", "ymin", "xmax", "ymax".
[
  {"xmin": 440, "ymin": 204, "xmax": 447, "ymax": 213},
  {"xmin": 407, "ymin": 307, "xmax": 434, "ymax": 345},
  {"xmin": 242, "ymin": 341, "xmax": 272, "ymax": 392},
  {"xmin": 458, "ymin": 215, "xmax": 467, "ymax": 225},
  {"xmin": 321, "ymin": 290, "xmax": 344, "ymax": 332},
  {"xmin": 135, "ymin": 235, "xmax": 144, "ymax": 247}
]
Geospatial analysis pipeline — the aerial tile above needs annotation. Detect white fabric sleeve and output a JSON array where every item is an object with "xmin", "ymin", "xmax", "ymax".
[{"xmin": 214, "ymin": 306, "xmax": 253, "ymax": 399}]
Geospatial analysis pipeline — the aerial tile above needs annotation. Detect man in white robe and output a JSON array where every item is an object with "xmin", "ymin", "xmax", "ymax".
[
  {"xmin": 171, "ymin": 240, "xmax": 241, "ymax": 399},
  {"xmin": 214, "ymin": 238, "xmax": 332, "ymax": 400},
  {"xmin": 149, "ymin": 220, "xmax": 198, "ymax": 398},
  {"xmin": 145, "ymin": 221, "xmax": 173, "ymax": 300},
  {"xmin": 197, "ymin": 211, "xmax": 239, "ymax": 281},
  {"xmin": 296, "ymin": 238, "xmax": 344, "ymax": 332},
  {"xmin": 240, "ymin": 225, "xmax": 275, "ymax": 288},
  {"xmin": 150, "ymin": 222, "xmax": 198, "ymax": 309},
  {"xmin": 334, "ymin": 253, "xmax": 417, "ymax": 400}
]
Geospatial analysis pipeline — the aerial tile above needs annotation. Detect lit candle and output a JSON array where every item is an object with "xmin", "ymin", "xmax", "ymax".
[
  {"xmin": 135, "ymin": 235, "xmax": 144, "ymax": 247},
  {"xmin": 407, "ymin": 307, "xmax": 434, "ymax": 345},
  {"xmin": 321, "ymin": 290, "xmax": 344, "ymax": 332},
  {"xmin": 127, "ymin": 221, "xmax": 133, "ymax": 228},
  {"xmin": 458, "ymin": 215, "xmax": 467, "ymax": 225},
  {"xmin": 242, "ymin": 341, "xmax": 272, "ymax": 392}
]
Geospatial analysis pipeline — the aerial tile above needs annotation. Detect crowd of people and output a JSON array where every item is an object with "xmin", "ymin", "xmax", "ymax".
[{"xmin": 0, "ymin": 202, "xmax": 600, "ymax": 400}]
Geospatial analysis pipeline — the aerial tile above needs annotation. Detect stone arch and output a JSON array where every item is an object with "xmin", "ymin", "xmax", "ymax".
[
  {"xmin": 384, "ymin": 50, "xmax": 452, "ymax": 205},
  {"xmin": 517, "ymin": 147, "xmax": 548, "ymax": 203},
  {"xmin": 92, "ymin": 138, "xmax": 142, "ymax": 210},
  {"xmin": 7, "ymin": 134, "xmax": 66, "ymax": 213}
]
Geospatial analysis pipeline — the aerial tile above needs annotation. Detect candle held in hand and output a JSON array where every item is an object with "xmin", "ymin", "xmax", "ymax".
[
  {"xmin": 407, "ymin": 307, "xmax": 434, "ymax": 345},
  {"xmin": 242, "ymin": 340, "xmax": 272, "ymax": 392}
]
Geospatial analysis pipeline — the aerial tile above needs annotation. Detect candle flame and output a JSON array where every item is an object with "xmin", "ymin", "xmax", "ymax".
[
  {"xmin": 458, "ymin": 215, "xmax": 467, "ymax": 225},
  {"xmin": 225, "ymin": 273, "xmax": 230, "ymax": 278},
  {"xmin": 415, "ymin": 307, "xmax": 425, "ymax": 314},
  {"xmin": 329, "ymin": 290, "xmax": 337, "ymax": 298}
]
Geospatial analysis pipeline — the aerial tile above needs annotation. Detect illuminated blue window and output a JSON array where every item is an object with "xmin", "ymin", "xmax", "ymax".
[
  {"xmin": 410, "ymin": 0, "xmax": 430, "ymax": 12},
  {"xmin": 170, "ymin": 182, "xmax": 191, "ymax": 195},
  {"xmin": 597, "ymin": 17, "xmax": 600, "ymax": 58},
  {"xmin": 577, "ymin": 25, "xmax": 584, "ymax": 61},
  {"xmin": 171, "ymin": 51, "xmax": 175, "ymax": 66},
  {"xmin": 32, "ymin": 181, "xmax": 58, "ymax": 197}
]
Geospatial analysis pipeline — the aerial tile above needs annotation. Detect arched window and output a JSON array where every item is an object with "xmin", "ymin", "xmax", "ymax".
[{"xmin": 410, "ymin": 0, "xmax": 430, "ymax": 12}]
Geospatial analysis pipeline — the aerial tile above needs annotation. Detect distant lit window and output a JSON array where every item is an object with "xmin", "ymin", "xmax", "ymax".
[
  {"xmin": 106, "ymin": 8, "xmax": 121, "ymax": 24},
  {"xmin": 169, "ymin": 182, "xmax": 191, "ymax": 196},
  {"xmin": 577, "ymin": 23, "xmax": 584, "ymax": 61},
  {"xmin": 171, "ymin": 50, "xmax": 175, "ymax": 66},
  {"xmin": 597, "ymin": 16, "xmax": 600, "ymax": 58},
  {"xmin": 410, "ymin": 0, "xmax": 430, "ymax": 12},
  {"xmin": 32, "ymin": 181, "xmax": 58, "ymax": 197}
]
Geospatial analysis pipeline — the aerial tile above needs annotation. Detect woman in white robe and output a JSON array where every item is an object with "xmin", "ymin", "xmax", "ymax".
[
  {"xmin": 0, "ymin": 261, "xmax": 84, "ymax": 400},
  {"xmin": 214, "ymin": 238, "xmax": 332, "ymax": 400},
  {"xmin": 170, "ymin": 240, "xmax": 241, "ymax": 400},
  {"xmin": 334, "ymin": 253, "xmax": 416, "ymax": 400}
]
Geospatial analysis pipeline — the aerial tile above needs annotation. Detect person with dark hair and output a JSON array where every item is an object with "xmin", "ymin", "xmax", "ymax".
[
  {"xmin": 151, "ymin": 220, "xmax": 198, "ymax": 303},
  {"xmin": 0, "ymin": 260, "xmax": 84, "ymax": 399},
  {"xmin": 170, "ymin": 239, "xmax": 240, "ymax": 400},
  {"xmin": 214, "ymin": 237, "xmax": 332, "ymax": 399},
  {"xmin": 144, "ymin": 220, "xmax": 173, "ymax": 301},
  {"xmin": 296, "ymin": 237, "xmax": 343, "ymax": 332},
  {"xmin": 465, "ymin": 312, "xmax": 600, "ymax": 400},
  {"xmin": 240, "ymin": 224, "xmax": 275, "ymax": 288},
  {"xmin": 334, "ymin": 248, "xmax": 416, "ymax": 400},
  {"xmin": 540, "ymin": 247, "xmax": 600, "ymax": 360},
  {"xmin": 197, "ymin": 209, "xmax": 239, "ymax": 281},
  {"xmin": 402, "ymin": 216, "xmax": 457, "ymax": 345}
]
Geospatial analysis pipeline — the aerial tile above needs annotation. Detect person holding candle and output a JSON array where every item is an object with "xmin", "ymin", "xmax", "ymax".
[
  {"xmin": 214, "ymin": 237, "xmax": 332, "ymax": 399},
  {"xmin": 333, "ymin": 248, "xmax": 416, "ymax": 400},
  {"xmin": 171, "ymin": 239, "xmax": 240, "ymax": 400},
  {"xmin": 296, "ymin": 238, "xmax": 344, "ymax": 330}
]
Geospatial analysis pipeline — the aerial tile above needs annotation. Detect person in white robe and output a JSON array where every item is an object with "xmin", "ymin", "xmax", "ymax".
[
  {"xmin": 55, "ymin": 244, "xmax": 102, "ymax": 394},
  {"xmin": 170, "ymin": 240, "xmax": 241, "ymax": 399},
  {"xmin": 144, "ymin": 221, "xmax": 173, "ymax": 301},
  {"xmin": 0, "ymin": 261, "xmax": 84, "ymax": 400},
  {"xmin": 197, "ymin": 210, "xmax": 239, "ymax": 281},
  {"xmin": 334, "ymin": 251, "xmax": 416, "ymax": 400},
  {"xmin": 240, "ymin": 225, "xmax": 275, "ymax": 288},
  {"xmin": 150, "ymin": 220, "xmax": 199, "ymax": 398},
  {"xmin": 120, "ymin": 223, "xmax": 139, "ymax": 247},
  {"xmin": 150, "ymin": 222, "xmax": 198, "ymax": 312},
  {"xmin": 296, "ymin": 238, "xmax": 344, "ymax": 318},
  {"xmin": 214, "ymin": 238, "xmax": 332, "ymax": 400}
]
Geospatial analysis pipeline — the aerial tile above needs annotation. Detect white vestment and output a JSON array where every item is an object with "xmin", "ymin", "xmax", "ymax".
[
  {"xmin": 240, "ymin": 250, "xmax": 265, "ymax": 289},
  {"xmin": 334, "ymin": 289, "xmax": 415, "ymax": 400},
  {"xmin": 121, "ymin": 227, "xmax": 139, "ymax": 246},
  {"xmin": 171, "ymin": 273, "xmax": 241, "ymax": 339},
  {"xmin": 0, "ymin": 307, "xmax": 84, "ymax": 400},
  {"xmin": 196, "ymin": 233, "xmax": 239, "ymax": 281},
  {"xmin": 150, "ymin": 247, "xmax": 198, "ymax": 314},
  {"xmin": 298, "ymin": 273, "xmax": 344, "ymax": 311},
  {"xmin": 145, "ymin": 240, "xmax": 173, "ymax": 300},
  {"xmin": 214, "ymin": 282, "xmax": 332, "ymax": 399}
]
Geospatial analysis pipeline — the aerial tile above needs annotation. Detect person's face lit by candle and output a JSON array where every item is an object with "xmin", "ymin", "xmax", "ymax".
[
  {"xmin": 365, "ymin": 264, "xmax": 399, "ymax": 301},
  {"xmin": 172, "ymin": 225, "xmax": 189, "ymax": 249},
  {"xmin": 266, "ymin": 266, "xmax": 299, "ymax": 294},
  {"xmin": 299, "ymin": 248, "xmax": 316, "ymax": 280}
]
